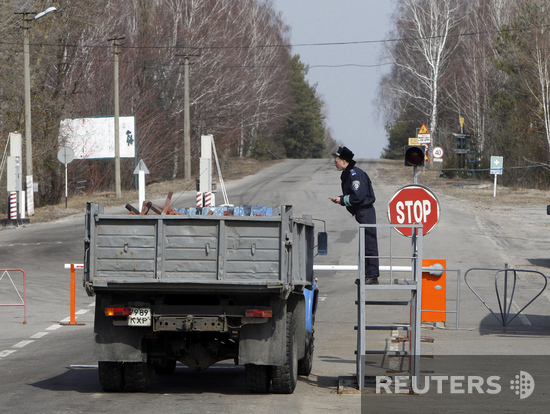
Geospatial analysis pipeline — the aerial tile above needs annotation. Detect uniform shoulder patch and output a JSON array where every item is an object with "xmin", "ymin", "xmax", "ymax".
[
  {"xmin": 350, "ymin": 169, "xmax": 357, "ymax": 176},
  {"xmin": 352, "ymin": 180, "xmax": 360, "ymax": 190}
]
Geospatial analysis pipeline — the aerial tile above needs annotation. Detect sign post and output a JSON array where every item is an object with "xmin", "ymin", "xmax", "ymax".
[
  {"xmin": 432, "ymin": 146, "xmax": 444, "ymax": 181},
  {"xmin": 133, "ymin": 160, "xmax": 150, "ymax": 210},
  {"xmin": 57, "ymin": 147, "xmax": 75, "ymax": 208},
  {"xmin": 490, "ymin": 156, "xmax": 503, "ymax": 197},
  {"xmin": 387, "ymin": 185, "xmax": 441, "ymax": 237}
]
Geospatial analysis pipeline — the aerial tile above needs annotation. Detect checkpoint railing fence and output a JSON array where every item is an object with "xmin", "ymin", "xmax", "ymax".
[
  {"xmin": 314, "ymin": 223, "xmax": 463, "ymax": 391},
  {"xmin": 315, "ymin": 223, "xmax": 424, "ymax": 391},
  {"xmin": 464, "ymin": 264, "xmax": 548, "ymax": 330},
  {"xmin": 357, "ymin": 223, "xmax": 423, "ymax": 392},
  {"xmin": 0, "ymin": 268, "xmax": 27, "ymax": 324}
]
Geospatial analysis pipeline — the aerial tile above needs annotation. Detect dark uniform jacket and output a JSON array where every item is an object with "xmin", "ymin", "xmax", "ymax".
[{"xmin": 339, "ymin": 160, "xmax": 375, "ymax": 215}]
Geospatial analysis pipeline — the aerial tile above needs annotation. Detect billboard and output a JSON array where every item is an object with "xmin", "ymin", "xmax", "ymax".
[{"xmin": 59, "ymin": 116, "xmax": 136, "ymax": 159}]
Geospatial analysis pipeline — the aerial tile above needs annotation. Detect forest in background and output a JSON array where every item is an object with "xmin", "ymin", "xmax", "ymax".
[
  {"xmin": 0, "ymin": 0, "xmax": 335, "ymax": 207},
  {"xmin": 379, "ymin": 0, "xmax": 550, "ymax": 188}
]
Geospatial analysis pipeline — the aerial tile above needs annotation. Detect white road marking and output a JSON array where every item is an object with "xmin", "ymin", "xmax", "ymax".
[
  {"xmin": 0, "ymin": 241, "xmax": 64, "ymax": 247},
  {"xmin": 2, "ymin": 315, "xmax": 89, "ymax": 360},
  {"xmin": 13, "ymin": 340, "xmax": 34, "ymax": 348},
  {"xmin": 0, "ymin": 350, "xmax": 17, "ymax": 357}
]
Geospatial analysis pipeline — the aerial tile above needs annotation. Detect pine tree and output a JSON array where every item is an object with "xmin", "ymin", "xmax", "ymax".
[{"xmin": 282, "ymin": 54, "xmax": 326, "ymax": 158}]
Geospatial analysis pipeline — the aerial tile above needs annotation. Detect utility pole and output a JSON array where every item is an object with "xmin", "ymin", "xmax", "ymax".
[
  {"xmin": 22, "ymin": 12, "xmax": 32, "ymax": 180},
  {"xmin": 184, "ymin": 56, "xmax": 191, "ymax": 180},
  {"xmin": 176, "ymin": 54, "xmax": 199, "ymax": 180},
  {"xmin": 108, "ymin": 35, "xmax": 125, "ymax": 198},
  {"xmin": 16, "ymin": 7, "xmax": 57, "ymax": 216}
]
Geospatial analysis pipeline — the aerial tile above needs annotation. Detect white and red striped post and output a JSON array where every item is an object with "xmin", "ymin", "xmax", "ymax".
[
  {"xmin": 196, "ymin": 192, "xmax": 203, "ymax": 207},
  {"xmin": 9, "ymin": 192, "xmax": 17, "ymax": 219},
  {"xmin": 204, "ymin": 192, "xmax": 212, "ymax": 207}
]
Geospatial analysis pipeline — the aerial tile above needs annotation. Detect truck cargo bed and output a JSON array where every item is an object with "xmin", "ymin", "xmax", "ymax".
[{"xmin": 84, "ymin": 203, "xmax": 314, "ymax": 295}]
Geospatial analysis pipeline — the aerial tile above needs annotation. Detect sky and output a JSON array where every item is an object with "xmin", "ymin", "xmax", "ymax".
[{"xmin": 273, "ymin": 0, "xmax": 396, "ymax": 159}]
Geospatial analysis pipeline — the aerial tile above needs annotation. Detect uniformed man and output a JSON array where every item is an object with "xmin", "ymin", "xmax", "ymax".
[{"xmin": 330, "ymin": 146, "xmax": 379, "ymax": 284}]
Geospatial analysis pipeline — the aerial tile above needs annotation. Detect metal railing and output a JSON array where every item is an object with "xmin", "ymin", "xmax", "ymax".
[
  {"xmin": 357, "ymin": 223, "xmax": 423, "ymax": 392},
  {"xmin": 465, "ymin": 264, "xmax": 547, "ymax": 330},
  {"xmin": 0, "ymin": 268, "xmax": 27, "ymax": 324}
]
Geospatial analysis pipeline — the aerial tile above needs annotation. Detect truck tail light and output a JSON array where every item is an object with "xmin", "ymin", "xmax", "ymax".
[
  {"xmin": 245, "ymin": 309, "xmax": 272, "ymax": 318},
  {"xmin": 105, "ymin": 307, "xmax": 132, "ymax": 317}
]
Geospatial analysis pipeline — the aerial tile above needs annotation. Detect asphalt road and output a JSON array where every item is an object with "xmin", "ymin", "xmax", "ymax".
[{"xmin": 1, "ymin": 159, "xmax": 550, "ymax": 413}]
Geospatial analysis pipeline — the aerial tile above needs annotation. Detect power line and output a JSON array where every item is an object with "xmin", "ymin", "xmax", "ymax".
[
  {"xmin": 0, "ymin": 21, "xmax": 548, "ymax": 71},
  {"xmin": 0, "ymin": 21, "xmax": 548, "ymax": 52}
]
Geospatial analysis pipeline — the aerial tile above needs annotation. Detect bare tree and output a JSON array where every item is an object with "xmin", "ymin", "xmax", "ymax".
[
  {"xmin": 384, "ymin": 0, "xmax": 463, "ymax": 138},
  {"xmin": 59, "ymin": 0, "xmax": 292, "ymax": 185},
  {"xmin": 530, "ymin": 5, "xmax": 550, "ymax": 152},
  {"xmin": 453, "ymin": 0, "xmax": 518, "ymax": 153}
]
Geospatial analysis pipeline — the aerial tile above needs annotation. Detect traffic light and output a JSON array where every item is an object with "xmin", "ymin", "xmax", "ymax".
[{"xmin": 404, "ymin": 145, "xmax": 425, "ymax": 167}]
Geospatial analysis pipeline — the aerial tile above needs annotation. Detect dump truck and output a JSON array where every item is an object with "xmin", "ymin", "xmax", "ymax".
[{"xmin": 83, "ymin": 202, "xmax": 324, "ymax": 393}]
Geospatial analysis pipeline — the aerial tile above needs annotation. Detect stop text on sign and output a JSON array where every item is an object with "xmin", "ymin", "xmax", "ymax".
[
  {"xmin": 387, "ymin": 185, "xmax": 440, "ymax": 237},
  {"xmin": 395, "ymin": 199, "xmax": 432, "ymax": 225}
]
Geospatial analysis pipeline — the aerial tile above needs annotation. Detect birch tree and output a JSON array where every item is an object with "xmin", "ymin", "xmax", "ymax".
[
  {"xmin": 530, "ymin": 5, "xmax": 550, "ymax": 153},
  {"xmin": 450, "ymin": 0, "xmax": 517, "ymax": 153},
  {"xmin": 490, "ymin": 0, "xmax": 550, "ymax": 168},
  {"xmin": 384, "ymin": 0, "xmax": 463, "ymax": 139}
]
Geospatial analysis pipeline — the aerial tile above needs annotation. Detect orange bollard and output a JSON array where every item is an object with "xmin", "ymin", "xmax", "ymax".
[{"xmin": 60, "ymin": 263, "xmax": 85, "ymax": 326}]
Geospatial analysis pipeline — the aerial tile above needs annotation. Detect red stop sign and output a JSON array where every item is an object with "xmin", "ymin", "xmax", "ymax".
[{"xmin": 387, "ymin": 185, "xmax": 440, "ymax": 237}]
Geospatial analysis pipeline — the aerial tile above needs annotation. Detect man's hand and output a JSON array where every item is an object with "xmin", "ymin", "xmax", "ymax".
[{"xmin": 330, "ymin": 196, "xmax": 340, "ymax": 204}]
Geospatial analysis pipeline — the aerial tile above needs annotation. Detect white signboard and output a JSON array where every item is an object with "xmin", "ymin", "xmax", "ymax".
[
  {"xmin": 490, "ymin": 156, "xmax": 503, "ymax": 175},
  {"xmin": 490, "ymin": 156, "xmax": 504, "ymax": 197},
  {"xmin": 59, "ymin": 116, "xmax": 136, "ymax": 159},
  {"xmin": 417, "ymin": 123, "xmax": 431, "ymax": 144}
]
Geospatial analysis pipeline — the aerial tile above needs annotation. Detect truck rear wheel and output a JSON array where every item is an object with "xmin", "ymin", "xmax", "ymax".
[
  {"xmin": 123, "ymin": 362, "xmax": 152, "ymax": 392},
  {"xmin": 98, "ymin": 361, "xmax": 124, "ymax": 392},
  {"xmin": 271, "ymin": 311, "xmax": 298, "ymax": 394},
  {"xmin": 298, "ymin": 333, "xmax": 314, "ymax": 376},
  {"xmin": 245, "ymin": 364, "xmax": 271, "ymax": 393}
]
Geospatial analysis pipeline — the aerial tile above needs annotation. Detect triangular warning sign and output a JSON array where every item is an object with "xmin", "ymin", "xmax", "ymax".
[{"xmin": 418, "ymin": 123, "xmax": 430, "ymax": 135}]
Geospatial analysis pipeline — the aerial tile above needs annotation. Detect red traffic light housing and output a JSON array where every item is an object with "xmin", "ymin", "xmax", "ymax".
[{"xmin": 404, "ymin": 145, "xmax": 426, "ymax": 167}]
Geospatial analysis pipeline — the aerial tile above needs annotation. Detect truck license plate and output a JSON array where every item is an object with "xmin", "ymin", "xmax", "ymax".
[{"xmin": 128, "ymin": 308, "xmax": 151, "ymax": 326}]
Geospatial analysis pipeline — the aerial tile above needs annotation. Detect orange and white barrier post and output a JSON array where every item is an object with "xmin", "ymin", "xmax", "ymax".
[{"xmin": 62, "ymin": 263, "xmax": 85, "ymax": 326}]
